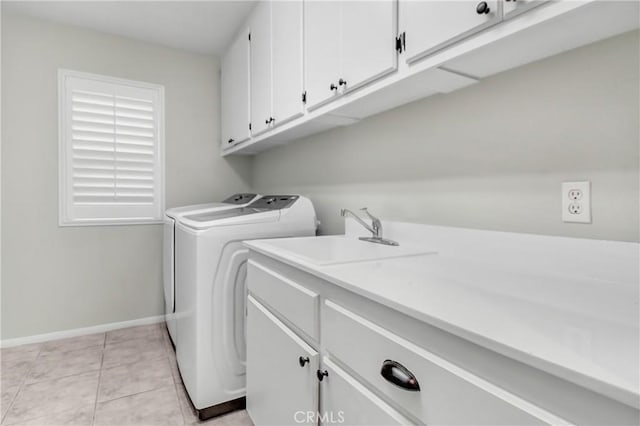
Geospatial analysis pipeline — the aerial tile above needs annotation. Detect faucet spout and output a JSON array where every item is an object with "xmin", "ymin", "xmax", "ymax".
[{"xmin": 341, "ymin": 208, "xmax": 376, "ymax": 235}]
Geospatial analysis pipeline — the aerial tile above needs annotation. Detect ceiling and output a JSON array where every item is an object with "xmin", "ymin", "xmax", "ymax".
[{"xmin": 2, "ymin": 1, "xmax": 257, "ymax": 56}]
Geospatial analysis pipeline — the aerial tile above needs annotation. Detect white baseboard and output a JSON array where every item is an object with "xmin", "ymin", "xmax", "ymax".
[{"xmin": 0, "ymin": 315, "xmax": 166, "ymax": 348}]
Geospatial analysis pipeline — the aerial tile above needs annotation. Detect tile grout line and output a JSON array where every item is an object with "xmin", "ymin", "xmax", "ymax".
[
  {"xmin": 160, "ymin": 325, "xmax": 192, "ymax": 426},
  {"xmin": 0, "ymin": 370, "xmax": 105, "ymax": 426},
  {"xmin": 93, "ymin": 358, "xmax": 175, "ymax": 405},
  {"xmin": 2, "ymin": 345, "xmax": 43, "ymax": 425},
  {"xmin": 3, "ymin": 326, "xmax": 171, "ymax": 426},
  {"xmin": 22, "ymin": 345, "xmax": 106, "ymax": 387},
  {"xmin": 171, "ymin": 358, "xmax": 192, "ymax": 426},
  {"xmin": 92, "ymin": 327, "xmax": 173, "ymax": 409},
  {"xmin": 4, "ymin": 335, "xmax": 106, "ymax": 425},
  {"xmin": 95, "ymin": 383, "xmax": 178, "ymax": 406},
  {"xmin": 90, "ymin": 333, "xmax": 107, "ymax": 426}
]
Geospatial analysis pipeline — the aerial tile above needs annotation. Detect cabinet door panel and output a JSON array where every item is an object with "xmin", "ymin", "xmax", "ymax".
[
  {"xmin": 341, "ymin": 0, "xmax": 397, "ymax": 93},
  {"xmin": 246, "ymin": 295, "xmax": 318, "ymax": 426},
  {"xmin": 304, "ymin": 0, "xmax": 341, "ymax": 110},
  {"xmin": 320, "ymin": 357, "xmax": 411, "ymax": 426},
  {"xmin": 272, "ymin": 0, "xmax": 304, "ymax": 126},
  {"xmin": 250, "ymin": 0, "xmax": 272, "ymax": 136},
  {"xmin": 221, "ymin": 29, "xmax": 250, "ymax": 148},
  {"xmin": 400, "ymin": 0, "xmax": 501, "ymax": 64}
]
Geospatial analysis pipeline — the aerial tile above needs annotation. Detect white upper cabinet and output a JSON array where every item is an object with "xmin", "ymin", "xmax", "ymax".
[
  {"xmin": 503, "ymin": 0, "xmax": 546, "ymax": 19},
  {"xmin": 304, "ymin": 1, "xmax": 342, "ymax": 110},
  {"xmin": 305, "ymin": 0, "xmax": 397, "ymax": 110},
  {"xmin": 249, "ymin": 1, "xmax": 272, "ymax": 136},
  {"xmin": 224, "ymin": 0, "xmax": 637, "ymax": 154},
  {"xmin": 221, "ymin": 27, "xmax": 250, "ymax": 148},
  {"xmin": 400, "ymin": 0, "xmax": 501, "ymax": 64},
  {"xmin": 272, "ymin": 0, "xmax": 304, "ymax": 126},
  {"xmin": 341, "ymin": 0, "xmax": 397, "ymax": 93},
  {"xmin": 250, "ymin": 0, "xmax": 304, "ymax": 135}
]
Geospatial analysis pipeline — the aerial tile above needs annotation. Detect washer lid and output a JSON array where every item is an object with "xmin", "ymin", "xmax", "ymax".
[
  {"xmin": 164, "ymin": 193, "xmax": 259, "ymax": 219},
  {"xmin": 177, "ymin": 195, "xmax": 300, "ymax": 230},
  {"xmin": 165, "ymin": 202, "xmax": 230, "ymax": 219},
  {"xmin": 178, "ymin": 207, "xmax": 280, "ymax": 230}
]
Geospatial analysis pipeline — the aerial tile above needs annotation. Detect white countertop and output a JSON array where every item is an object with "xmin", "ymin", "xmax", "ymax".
[{"xmin": 245, "ymin": 234, "xmax": 640, "ymax": 409}]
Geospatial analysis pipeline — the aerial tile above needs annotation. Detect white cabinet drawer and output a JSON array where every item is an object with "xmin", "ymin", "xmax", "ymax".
[
  {"xmin": 248, "ymin": 260, "xmax": 319, "ymax": 341},
  {"xmin": 323, "ymin": 300, "xmax": 571, "ymax": 426},
  {"xmin": 320, "ymin": 357, "xmax": 412, "ymax": 426}
]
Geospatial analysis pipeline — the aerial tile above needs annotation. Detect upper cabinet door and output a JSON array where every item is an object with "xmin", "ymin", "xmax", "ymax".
[
  {"xmin": 272, "ymin": 0, "xmax": 304, "ymax": 126},
  {"xmin": 400, "ymin": 0, "xmax": 501, "ymax": 64},
  {"xmin": 304, "ymin": 1, "xmax": 341, "ymax": 110},
  {"xmin": 341, "ymin": 0, "xmax": 397, "ymax": 93},
  {"xmin": 250, "ymin": 0, "xmax": 272, "ymax": 136},
  {"xmin": 221, "ymin": 28, "xmax": 250, "ymax": 149}
]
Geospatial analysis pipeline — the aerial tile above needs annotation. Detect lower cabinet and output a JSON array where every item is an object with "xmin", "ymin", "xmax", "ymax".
[
  {"xmin": 246, "ymin": 256, "xmax": 639, "ymax": 426},
  {"xmin": 246, "ymin": 295, "xmax": 319, "ymax": 426}
]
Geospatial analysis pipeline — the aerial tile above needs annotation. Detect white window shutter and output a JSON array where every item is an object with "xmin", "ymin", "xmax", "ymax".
[{"xmin": 59, "ymin": 70, "xmax": 165, "ymax": 225}]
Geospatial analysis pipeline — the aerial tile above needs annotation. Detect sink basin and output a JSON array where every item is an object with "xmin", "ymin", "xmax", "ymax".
[{"xmin": 257, "ymin": 235, "xmax": 436, "ymax": 266}]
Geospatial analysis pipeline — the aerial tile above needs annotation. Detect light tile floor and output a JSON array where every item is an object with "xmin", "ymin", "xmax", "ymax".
[{"xmin": 0, "ymin": 323, "xmax": 254, "ymax": 426}]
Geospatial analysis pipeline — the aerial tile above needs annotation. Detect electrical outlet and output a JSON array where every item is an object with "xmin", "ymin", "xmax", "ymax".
[
  {"xmin": 568, "ymin": 189, "xmax": 583, "ymax": 200},
  {"xmin": 562, "ymin": 181, "xmax": 591, "ymax": 223}
]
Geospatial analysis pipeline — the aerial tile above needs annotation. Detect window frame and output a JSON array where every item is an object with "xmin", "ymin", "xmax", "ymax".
[{"xmin": 58, "ymin": 69, "xmax": 165, "ymax": 227}]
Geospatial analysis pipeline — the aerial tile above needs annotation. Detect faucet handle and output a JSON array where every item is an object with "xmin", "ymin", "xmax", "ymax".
[{"xmin": 359, "ymin": 208, "xmax": 382, "ymax": 236}]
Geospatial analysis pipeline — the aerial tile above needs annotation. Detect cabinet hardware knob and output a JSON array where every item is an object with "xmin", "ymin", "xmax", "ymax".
[
  {"xmin": 380, "ymin": 360, "xmax": 420, "ymax": 391},
  {"xmin": 317, "ymin": 369, "xmax": 329, "ymax": 381},
  {"xmin": 265, "ymin": 118, "xmax": 270, "ymax": 124},
  {"xmin": 270, "ymin": 117, "xmax": 275, "ymax": 123},
  {"xmin": 330, "ymin": 83, "xmax": 338, "ymax": 91},
  {"xmin": 476, "ymin": 1, "xmax": 490, "ymax": 14},
  {"xmin": 338, "ymin": 78, "xmax": 347, "ymax": 86},
  {"xmin": 298, "ymin": 356, "xmax": 310, "ymax": 367},
  {"xmin": 227, "ymin": 138, "xmax": 234, "ymax": 144}
]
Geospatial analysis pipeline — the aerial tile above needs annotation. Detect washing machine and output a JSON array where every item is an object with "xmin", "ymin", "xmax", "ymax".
[
  {"xmin": 163, "ymin": 193, "xmax": 259, "ymax": 344},
  {"xmin": 174, "ymin": 195, "xmax": 317, "ymax": 419}
]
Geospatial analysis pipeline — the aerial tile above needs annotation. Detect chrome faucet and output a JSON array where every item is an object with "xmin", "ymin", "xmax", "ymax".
[{"xmin": 340, "ymin": 208, "xmax": 399, "ymax": 246}]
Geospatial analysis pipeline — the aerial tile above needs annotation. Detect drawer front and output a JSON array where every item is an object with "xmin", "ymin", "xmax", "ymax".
[
  {"xmin": 320, "ymin": 357, "xmax": 412, "ymax": 426},
  {"xmin": 323, "ymin": 300, "xmax": 570, "ymax": 426},
  {"xmin": 248, "ymin": 260, "xmax": 319, "ymax": 340}
]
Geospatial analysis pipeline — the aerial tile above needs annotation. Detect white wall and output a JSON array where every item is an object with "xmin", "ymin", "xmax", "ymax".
[
  {"xmin": 1, "ymin": 13, "xmax": 252, "ymax": 339},
  {"xmin": 252, "ymin": 30, "xmax": 639, "ymax": 242}
]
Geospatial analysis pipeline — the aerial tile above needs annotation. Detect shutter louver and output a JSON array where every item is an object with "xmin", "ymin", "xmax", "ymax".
[{"xmin": 60, "ymin": 71, "xmax": 164, "ymax": 225}]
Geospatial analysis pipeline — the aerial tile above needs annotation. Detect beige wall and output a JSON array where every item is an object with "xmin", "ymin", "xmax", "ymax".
[
  {"xmin": 252, "ymin": 31, "xmax": 639, "ymax": 242},
  {"xmin": 1, "ymin": 13, "xmax": 252, "ymax": 339}
]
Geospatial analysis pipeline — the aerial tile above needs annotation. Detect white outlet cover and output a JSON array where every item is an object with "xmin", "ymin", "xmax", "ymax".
[{"xmin": 562, "ymin": 181, "xmax": 591, "ymax": 223}]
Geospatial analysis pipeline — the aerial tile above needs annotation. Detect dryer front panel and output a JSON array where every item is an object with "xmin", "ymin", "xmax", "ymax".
[{"xmin": 211, "ymin": 240, "xmax": 249, "ymax": 394}]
